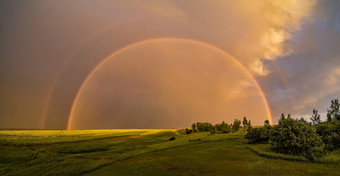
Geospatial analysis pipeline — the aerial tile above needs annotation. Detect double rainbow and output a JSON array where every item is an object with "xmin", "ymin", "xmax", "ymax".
[{"xmin": 66, "ymin": 38, "xmax": 273, "ymax": 129}]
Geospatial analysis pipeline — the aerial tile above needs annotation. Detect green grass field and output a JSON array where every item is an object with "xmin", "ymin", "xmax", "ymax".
[{"xmin": 0, "ymin": 129, "xmax": 339, "ymax": 176}]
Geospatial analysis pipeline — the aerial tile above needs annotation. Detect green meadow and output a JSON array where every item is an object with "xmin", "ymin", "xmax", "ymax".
[{"xmin": 0, "ymin": 129, "xmax": 339, "ymax": 176}]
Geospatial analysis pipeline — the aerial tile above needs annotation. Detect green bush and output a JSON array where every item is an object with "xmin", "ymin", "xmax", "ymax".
[
  {"xmin": 185, "ymin": 129, "xmax": 192, "ymax": 134},
  {"xmin": 270, "ymin": 117, "xmax": 323, "ymax": 157},
  {"xmin": 245, "ymin": 126, "xmax": 270, "ymax": 144},
  {"xmin": 316, "ymin": 120, "xmax": 340, "ymax": 150}
]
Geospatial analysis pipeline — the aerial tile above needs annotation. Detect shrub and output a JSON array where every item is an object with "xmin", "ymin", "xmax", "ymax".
[
  {"xmin": 270, "ymin": 117, "xmax": 323, "ymax": 156},
  {"xmin": 185, "ymin": 128, "xmax": 192, "ymax": 134},
  {"xmin": 316, "ymin": 120, "xmax": 340, "ymax": 150},
  {"xmin": 169, "ymin": 137, "xmax": 176, "ymax": 141},
  {"xmin": 306, "ymin": 147, "xmax": 327, "ymax": 161},
  {"xmin": 245, "ymin": 126, "xmax": 270, "ymax": 144}
]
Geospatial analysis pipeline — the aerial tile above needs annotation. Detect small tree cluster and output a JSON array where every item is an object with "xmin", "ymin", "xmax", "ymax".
[
  {"xmin": 315, "ymin": 99, "xmax": 340, "ymax": 150},
  {"xmin": 245, "ymin": 120, "xmax": 271, "ymax": 144},
  {"xmin": 214, "ymin": 121, "xmax": 231, "ymax": 133},
  {"xmin": 195, "ymin": 122, "xmax": 214, "ymax": 132},
  {"xmin": 191, "ymin": 118, "xmax": 248, "ymax": 133},
  {"xmin": 315, "ymin": 120, "xmax": 340, "ymax": 150},
  {"xmin": 245, "ymin": 99, "xmax": 340, "ymax": 161},
  {"xmin": 232, "ymin": 119, "xmax": 241, "ymax": 132}
]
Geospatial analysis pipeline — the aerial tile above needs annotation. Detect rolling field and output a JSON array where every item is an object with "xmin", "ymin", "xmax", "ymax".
[
  {"xmin": 0, "ymin": 129, "xmax": 172, "ymax": 145},
  {"xmin": 0, "ymin": 129, "xmax": 339, "ymax": 176}
]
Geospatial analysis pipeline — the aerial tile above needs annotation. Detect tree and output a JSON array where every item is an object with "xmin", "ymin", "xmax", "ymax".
[
  {"xmin": 270, "ymin": 117, "xmax": 323, "ymax": 157},
  {"xmin": 310, "ymin": 109, "xmax": 321, "ymax": 125},
  {"xmin": 191, "ymin": 123, "xmax": 196, "ymax": 132},
  {"xmin": 223, "ymin": 122, "xmax": 231, "ymax": 133},
  {"xmin": 327, "ymin": 99, "xmax": 340, "ymax": 121},
  {"xmin": 196, "ymin": 122, "xmax": 214, "ymax": 132},
  {"xmin": 299, "ymin": 117, "xmax": 307, "ymax": 123},
  {"xmin": 242, "ymin": 117, "xmax": 248, "ymax": 127},
  {"xmin": 232, "ymin": 119, "xmax": 241, "ymax": 132},
  {"xmin": 214, "ymin": 123, "xmax": 222, "ymax": 131},
  {"xmin": 327, "ymin": 114, "xmax": 332, "ymax": 122},
  {"xmin": 278, "ymin": 113, "xmax": 285, "ymax": 122},
  {"xmin": 264, "ymin": 120, "xmax": 270, "ymax": 127},
  {"xmin": 221, "ymin": 121, "xmax": 226, "ymax": 130}
]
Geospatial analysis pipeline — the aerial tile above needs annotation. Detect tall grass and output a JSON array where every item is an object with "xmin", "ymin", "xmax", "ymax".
[
  {"xmin": 316, "ymin": 149, "xmax": 340, "ymax": 164},
  {"xmin": 247, "ymin": 144, "xmax": 308, "ymax": 162}
]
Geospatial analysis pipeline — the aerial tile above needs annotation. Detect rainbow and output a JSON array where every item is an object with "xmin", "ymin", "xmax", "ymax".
[
  {"xmin": 41, "ymin": 19, "xmax": 142, "ymax": 129},
  {"xmin": 67, "ymin": 37, "xmax": 273, "ymax": 129},
  {"xmin": 272, "ymin": 61, "xmax": 296, "ymax": 114}
]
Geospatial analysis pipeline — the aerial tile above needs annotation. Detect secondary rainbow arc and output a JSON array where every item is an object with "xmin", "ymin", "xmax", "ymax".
[{"xmin": 67, "ymin": 37, "xmax": 273, "ymax": 129}]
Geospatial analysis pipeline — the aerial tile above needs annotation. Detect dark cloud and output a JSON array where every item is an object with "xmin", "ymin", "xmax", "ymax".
[{"xmin": 262, "ymin": 0, "xmax": 340, "ymax": 121}]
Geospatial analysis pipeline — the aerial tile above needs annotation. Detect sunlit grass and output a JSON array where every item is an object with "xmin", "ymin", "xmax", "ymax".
[{"xmin": 0, "ymin": 129, "xmax": 176, "ymax": 146}]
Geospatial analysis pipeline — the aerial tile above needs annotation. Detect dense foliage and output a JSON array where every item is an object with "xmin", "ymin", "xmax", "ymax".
[
  {"xmin": 327, "ymin": 99, "xmax": 340, "ymax": 121},
  {"xmin": 195, "ymin": 122, "xmax": 214, "ymax": 132},
  {"xmin": 270, "ymin": 117, "xmax": 323, "ymax": 155},
  {"xmin": 315, "ymin": 120, "xmax": 340, "ymax": 150},
  {"xmin": 191, "ymin": 117, "xmax": 250, "ymax": 133},
  {"xmin": 214, "ymin": 121, "xmax": 231, "ymax": 133},
  {"xmin": 232, "ymin": 119, "xmax": 242, "ymax": 132},
  {"xmin": 245, "ymin": 126, "xmax": 270, "ymax": 144},
  {"xmin": 245, "ymin": 99, "xmax": 340, "ymax": 161}
]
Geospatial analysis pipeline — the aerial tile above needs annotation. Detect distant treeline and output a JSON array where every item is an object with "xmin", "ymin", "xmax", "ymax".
[
  {"xmin": 187, "ymin": 117, "xmax": 251, "ymax": 134},
  {"xmin": 245, "ymin": 99, "xmax": 340, "ymax": 161}
]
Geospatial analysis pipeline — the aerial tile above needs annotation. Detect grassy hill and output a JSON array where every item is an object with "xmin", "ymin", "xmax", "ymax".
[{"xmin": 0, "ymin": 129, "xmax": 339, "ymax": 176}]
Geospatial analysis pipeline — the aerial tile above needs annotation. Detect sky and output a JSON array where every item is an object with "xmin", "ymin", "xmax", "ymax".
[{"xmin": 0, "ymin": 0, "xmax": 339, "ymax": 129}]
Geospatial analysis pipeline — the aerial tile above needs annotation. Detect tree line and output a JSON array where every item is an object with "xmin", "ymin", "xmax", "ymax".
[
  {"xmin": 187, "ymin": 117, "xmax": 250, "ymax": 134},
  {"xmin": 245, "ymin": 99, "xmax": 340, "ymax": 161}
]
